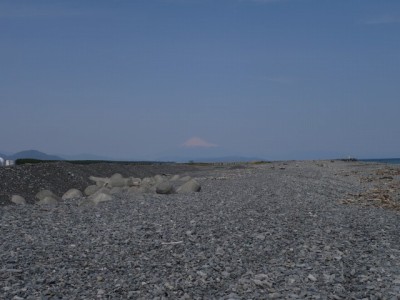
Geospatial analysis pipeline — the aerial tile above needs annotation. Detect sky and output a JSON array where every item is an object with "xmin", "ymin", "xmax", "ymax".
[{"xmin": 0, "ymin": 0, "xmax": 399, "ymax": 160}]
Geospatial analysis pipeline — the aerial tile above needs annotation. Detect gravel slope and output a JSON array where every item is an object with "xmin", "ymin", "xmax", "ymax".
[
  {"xmin": 0, "ymin": 162, "xmax": 204, "ymax": 205},
  {"xmin": 1, "ymin": 161, "xmax": 400, "ymax": 299}
]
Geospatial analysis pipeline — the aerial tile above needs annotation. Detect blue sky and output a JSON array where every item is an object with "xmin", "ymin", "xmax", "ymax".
[{"xmin": 0, "ymin": 0, "xmax": 399, "ymax": 160}]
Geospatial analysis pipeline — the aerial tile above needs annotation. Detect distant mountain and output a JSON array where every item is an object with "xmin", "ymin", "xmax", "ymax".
[
  {"xmin": 9, "ymin": 150, "xmax": 63, "ymax": 161},
  {"xmin": 0, "ymin": 149, "xmax": 14, "ymax": 158}
]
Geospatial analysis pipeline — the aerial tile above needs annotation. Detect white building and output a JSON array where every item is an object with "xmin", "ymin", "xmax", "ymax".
[
  {"xmin": 0, "ymin": 157, "xmax": 15, "ymax": 167},
  {"xmin": 5, "ymin": 160, "xmax": 15, "ymax": 166}
]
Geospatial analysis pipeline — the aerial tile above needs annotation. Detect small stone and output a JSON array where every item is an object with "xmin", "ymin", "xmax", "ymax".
[
  {"xmin": 196, "ymin": 270, "xmax": 207, "ymax": 277},
  {"xmin": 254, "ymin": 274, "xmax": 269, "ymax": 281},
  {"xmin": 307, "ymin": 274, "xmax": 317, "ymax": 281},
  {"xmin": 216, "ymin": 247, "xmax": 225, "ymax": 256},
  {"xmin": 97, "ymin": 289, "xmax": 105, "ymax": 295},
  {"xmin": 255, "ymin": 234, "xmax": 265, "ymax": 240}
]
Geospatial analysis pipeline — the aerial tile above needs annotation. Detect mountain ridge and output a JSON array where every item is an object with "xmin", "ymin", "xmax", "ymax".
[{"xmin": 8, "ymin": 150, "xmax": 63, "ymax": 161}]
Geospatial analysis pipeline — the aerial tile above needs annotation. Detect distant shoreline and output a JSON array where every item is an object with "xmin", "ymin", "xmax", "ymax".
[{"xmin": 359, "ymin": 158, "xmax": 400, "ymax": 165}]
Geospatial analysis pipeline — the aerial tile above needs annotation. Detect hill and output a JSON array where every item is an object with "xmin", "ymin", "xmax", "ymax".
[{"xmin": 9, "ymin": 150, "xmax": 63, "ymax": 161}]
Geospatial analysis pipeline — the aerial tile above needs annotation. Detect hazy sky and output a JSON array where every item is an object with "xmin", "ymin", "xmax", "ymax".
[{"xmin": 1, "ymin": 0, "xmax": 399, "ymax": 160}]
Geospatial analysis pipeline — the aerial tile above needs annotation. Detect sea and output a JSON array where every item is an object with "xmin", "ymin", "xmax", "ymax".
[{"xmin": 360, "ymin": 158, "xmax": 400, "ymax": 165}]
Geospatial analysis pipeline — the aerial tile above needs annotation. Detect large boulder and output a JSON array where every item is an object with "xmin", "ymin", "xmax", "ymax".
[
  {"xmin": 85, "ymin": 188, "xmax": 113, "ymax": 204},
  {"xmin": 89, "ymin": 176, "xmax": 109, "ymax": 187},
  {"xmin": 177, "ymin": 179, "xmax": 201, "ymax": 193},
  {"xmin": 154, "ymin": 175, "xmax": 166, "ymax": 184},
  {"xmin": 125, "ymin": 177, "xmax": 141, "ymax": 187},
  {"xmin": 84, "ymin": 185, "xmax": 101, "ymax": 196},
  {"xmin": 37, "ymin": 196, "xmax": 59, "ymax": 206},
  {"xmin": 155, "ymin": 182, "xmax": 175, "ymax": 195},
  {"xmin": 62, "ymin": 189, "xmax": 83, "ymax": 200},
  {"xmin": 89, "ymin": 191, "xmax": 113, "ymax": 205},
  {"xmin": 35, "ymin": 190, "xmax": 60, "ymax": 201},
  {"xmin": 11, "ymin": 195, "xmax": 26, "ymax": 205},
  {"xmin": 170, "ymin": 175, "xmax": 180, "ymax": 181},
  {"xmin": 180, "ymin": 176, "xmax": 192, "ymax": 182},
  {"xmin": 142, "ymin": 177, "xmax": 155, "ymax": 186},
  {"xmin": 109, "ymin": 173, "xmax": 126, "ymax": 187}
]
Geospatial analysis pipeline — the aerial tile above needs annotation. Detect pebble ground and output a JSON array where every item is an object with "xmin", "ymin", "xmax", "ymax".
[{"xmin": 1, "ymin": 161, "xmax": 400, "ymax": 299}]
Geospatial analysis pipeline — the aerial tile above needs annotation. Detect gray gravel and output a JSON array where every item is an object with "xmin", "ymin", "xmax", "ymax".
[{"xmin": 1, "ymin": 161, "xmax": 400, "ymax": 299}]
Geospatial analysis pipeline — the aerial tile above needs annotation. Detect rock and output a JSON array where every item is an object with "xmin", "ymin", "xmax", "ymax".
[
  {"xmin": 142, "ymin": 177, "xmax": 155, "ymax": 186},
  {"xmin": 84, "ymin": 185, "xmax": 100, "ymax": 196},
  {"xmin": 125, "ymin": 177, "xmax": 141, "ymax": 187},
  {"xmin": 110, "ymin": 187, "xmax": 126, "ymax": 195},
  {"xmin": 37, "ymin": 196, "xmax": 59, "ymax": 206},
  {"xmin": 78, "ymin": 199, "xmax": 95, "ymax": 207},
  {"xmin": 180, "ymin": 176, "xmax": 192, "ymax": 182},
  {"xmin": 307, "ymin": 274, "xmax": 317, "ymax": 282},
  {"xmin": 138, "ymin": 184, "xmax": 155, "ymax": 194},
  {"xmin": 140, "ymin": 177, "xmax": 156, "ymax": 193},
  {"xmin": 89, "ymin": 176, "xmax": 109, "ymax": 187},
  {"xmin": 88, "ymin": 190, "xmax": 113, "ymax": 205},
  {"xmin": 35, "ymin": 190, "xmax": 60, "ymax": 201},
  {"xmin": 155, "ymin": 182, "xmax": 175, "ymax": 194},
  {"xmin": 170, "ymin": 175, "xmax": 180, "ymax": 181},
  {"xmin": 177, "ymin": 179, "xmax": 201, "ymax": 193},
  {"xmin": 62, "ymin": 188, "xmax": 83, "ymax": 200},
  {"xmin": 109, "ymin": 173, "xmax": 126, "ymax": 187},
  {"xmin": 11, "ymin": 195, "xmax": 26, "ymax": 205},
  {"xmin": 154, "ymin": 174, "xmax": 165, "ymax": 184}
]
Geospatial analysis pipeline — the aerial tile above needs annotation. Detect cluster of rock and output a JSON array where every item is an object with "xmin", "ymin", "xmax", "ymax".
[{"xmin": 11, "ymin": 173, "xmax": 201, "ymax": 206}]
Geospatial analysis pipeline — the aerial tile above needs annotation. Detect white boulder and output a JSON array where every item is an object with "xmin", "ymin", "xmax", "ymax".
[
  {"xmin": 155, "ymin": 182, "xmax": 175, "ymax": 194},
  {"xmin": 84, "ymin": 185, "xmax": 101, "ymax": 196},
  {"xmin": 177, "ymin": 179, "xmax": 201, "ymax": 193},
  {"xmin": 11, "ymin": 195, "xmax": 26, "ymax": 205},
  {"xmin": 37, "ymin": 196, "xmax": 59, "ymax": 206},
  {"xmin": 62, "ymin": 189, "xmax": 83, "ymax": 200},
  {"xmin": 35, "ymin": 190, "xmax": 60, "ymax": 201},
  {"xmin": 109, "ymin": 173, "xmax": 126, "ymax": 187}
]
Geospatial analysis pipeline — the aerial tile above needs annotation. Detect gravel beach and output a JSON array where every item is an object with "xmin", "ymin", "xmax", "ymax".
[{"xmin": 1, "ymin": 160, "xmax": 400, "ymax": 299}]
